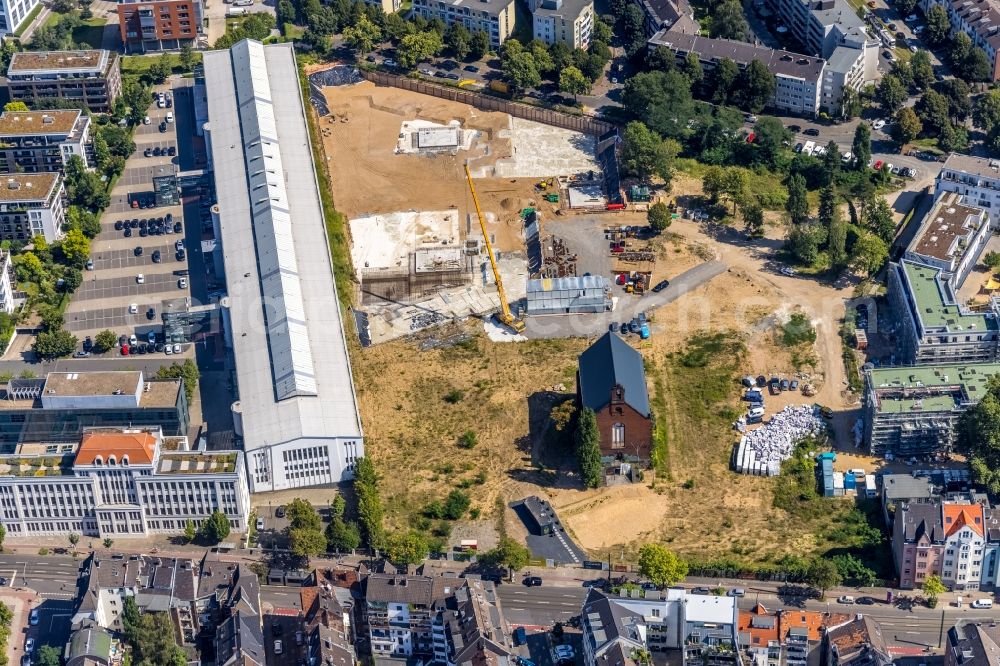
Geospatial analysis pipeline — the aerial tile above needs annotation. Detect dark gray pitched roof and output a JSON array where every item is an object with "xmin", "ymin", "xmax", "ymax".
[
  {"xmin": 581, "ymin": 589, "xmax": 645, "ymax": 650},
  {"xmin": 948, "ymin": 622, "xmax": 1000, "ymax": 666},
  {"xmin": 578, "ymin": 333, "xmax": 650, "ymax": 417},
  {"xmin": 900, "ymin": 501, "xmax": 944, "ymax": 543},
  {"xmin": 365, "ymin": 574, "xmax": 437, "ymax": 606}
]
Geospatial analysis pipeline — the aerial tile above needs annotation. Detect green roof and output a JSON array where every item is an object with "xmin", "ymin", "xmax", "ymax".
[
  {"xmin": 868, "ymin": 362, "xmax": 1000, "ymax": 414},
  {"xmin": 902, "ymin": 261, "xmax": 998, "ymax": 332}
]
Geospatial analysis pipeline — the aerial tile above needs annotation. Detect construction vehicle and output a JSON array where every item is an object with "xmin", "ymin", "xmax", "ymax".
[
  {"xmin": 465, "ymin": 164, "xmax": 526, "ymax": 333},
  {"xmin": 489, "ymin": 80, "xmax": 510, "ymax": 94},
  {"xmin": 543, "ymin": 193, "xmax": 559, "ymax": 203}
]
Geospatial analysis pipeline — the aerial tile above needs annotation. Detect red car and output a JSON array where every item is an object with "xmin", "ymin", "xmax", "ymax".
[
  {"xmin": 873, "ymin": 160, "xmax": 884, "ymax": 170},
  {"xmin": 746, "ymin": 132, "xmax": 756, "ymax": 143},
  {"xmin": 121, "ymin": 344, "xmax": 129, "ymax": 356}
]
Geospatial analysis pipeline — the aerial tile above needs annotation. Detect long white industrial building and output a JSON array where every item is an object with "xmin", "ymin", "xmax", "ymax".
[{"xmin": 203, "ymin": 39, "xmax": 364, "ymax": 493}]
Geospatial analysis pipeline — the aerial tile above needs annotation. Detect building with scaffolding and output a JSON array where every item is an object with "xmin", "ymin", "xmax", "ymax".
[
  {"xmin": 887, "ymin": 260, "xmax": 1000, "ymax": 365},
  {"xmin": 863, "ymin": 362, "xmax": 1000, "ymax": 457},
  {"xmin": 526, "ymin": 275, "xmax": 611, "ymax": 315}
]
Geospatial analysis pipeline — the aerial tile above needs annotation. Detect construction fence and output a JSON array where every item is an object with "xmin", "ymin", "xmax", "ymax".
[{"xmin": 359, "ymin": 70, "xmax": 615, "ymax": 137}]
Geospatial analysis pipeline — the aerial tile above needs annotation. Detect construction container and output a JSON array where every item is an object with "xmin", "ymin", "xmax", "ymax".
[
  {"xmin": 865, "ymin": 475, "xmax": 877, "ymax": 498},
  {"xmin": 833, "ymin": 472, "xmax": 845, "ymax": 496},
  {"xmin": 526, "ymin": 275, "xmax": 611, "ymax": 315},
  {"xmin": 845, "ymin": 472, "xmax": 857, "ymax": 491}
]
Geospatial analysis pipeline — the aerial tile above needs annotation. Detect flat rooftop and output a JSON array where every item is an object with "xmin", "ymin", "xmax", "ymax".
[
  {"xmin": 899, "ymin": 261, "xmax": 998, "ymax": 332},
  {"xmin": 43, "ymin": 370, "xmax": 142, "ymax": 397},
  {"xmin": 941, "ymin": 153, "xmax": 1000, "ymax": 181},
  {"xmin": 0, "ymin": 374, "xmax": 180, "ymax": 410},
  {"xmin": 8, "ymin": 50, "xmax": 108, "ymax": 74},
  {"xmin": 157, "ymin": 451, "xmax": 239, "ymax": 475},
  {"xmin": 0, "ymin": 110, "xmax": 82, "ymax": 137},
  {"xmin": 649, "ymin": 30, "xmax": 825, "ymax": 80},
  {"xmin": 533, "ymin": 0, "xmax": 592, "ymax": 18},
  {"xmin": 0, "ymin": 173, "xmax": 59, "ymax": 202},
  {"xmin": 910, "ymin": 192, "xmax": 986, "ymax": 263},
  {"xmin": 867, "ymin": 362, "xmax": 1000, "ymax": 413}
]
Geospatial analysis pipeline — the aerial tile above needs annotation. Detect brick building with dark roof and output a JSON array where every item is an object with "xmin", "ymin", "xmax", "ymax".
[
  {"xmin": 823, "ymin": 616, "xmax": 891, "ymax": 666},
  {"xmin": 577, "ymin": 332, "xmax": 652, "ymax": 481},
  {"xmin": 947, "ymin": 621, "xmax": 1000, "ymax": 666}
]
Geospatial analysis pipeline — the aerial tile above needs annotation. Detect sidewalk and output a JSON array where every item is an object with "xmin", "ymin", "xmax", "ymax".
[{"xmin": 0, "ymin": 588, "xmax": 37, "ymax": 666}]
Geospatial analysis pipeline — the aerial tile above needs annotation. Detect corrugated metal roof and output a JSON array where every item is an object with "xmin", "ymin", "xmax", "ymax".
[{"xmin": 527, "ymin": 275, "xmax": 607, "ymax": 292}]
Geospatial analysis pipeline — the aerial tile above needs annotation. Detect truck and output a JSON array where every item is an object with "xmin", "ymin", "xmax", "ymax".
[
  {"xmin": 802, "ymin": 140, "xmax": 816, "ymax": 156},
  {"xmin": 226, "ymin": 7, "xmax": 249, "ymax": 16}
]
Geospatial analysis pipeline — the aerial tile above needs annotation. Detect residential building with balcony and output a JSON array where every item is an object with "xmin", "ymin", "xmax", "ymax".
[
  {"xmin": 938, "ymin": 154, "xmax": 1000, "ymax": 209},
  {"xmin": 411, "ymin": 0, "xmax": 515, "ymax": 47},
  {"xmin": 648, "ymin": 29, "xmax": 825, "ymax": 116},
  {"xmin": 0, "ymin": 0, "xmax": 39, "ymax": 36},
  {"xmin": 863, "ymin": 362, "xmax": 1000, "ymax": 457},
  {"xmin": 942, "ymin": 503, "xmax": 988, "ymax": 591},
  {"xmin": 300, "ymin": 581, "xmax": 357, "ymax": 666},
  {"xmin": 823, "ymin": 616, "xmax": 891, "ymax": 666},
  {"xmin": 531, "ymin": 0, "xmax": 594, "ymax": 49},
  {"xmin": 892, "ymin": 500, "xmax": 945, "ymax": 589},
  {"xmin": 887, "ymin": 260, "xmax": 1000, "ymax": 365},
  {"xmin": 0, "ymin": 172, "xmax": 65, "ymax": 243},
  {"xmin": 117, "ymin": 0, "xmax": 203, "ymax": 53},
  {"xmin": 905, "ymin": 192, "xmax": 993, "ymax": 291},
  {"xmin": 917, "ymin": 0, "xmax": 1000, "ymax": 81},
  {"xmin": 737, "ymin": 603, "xmax": 852, "ymax": 666},
  {"xmin": 0, "ymin": 426, "xmax": 250, "ymax": 539},
  {"xmin": 7, "ymin": 50, "xmax": 122, "ymax": 113},
  {"xmin": 0, "ymin": 370, "xmax": 189, "ymax": 452},
  {"xmin": 0, "ymin": 109, "xmax": 91, "ymax": 173},
  {"xmin": 0, "ymin": 251, "xmax": 13, "ymax": 316}
]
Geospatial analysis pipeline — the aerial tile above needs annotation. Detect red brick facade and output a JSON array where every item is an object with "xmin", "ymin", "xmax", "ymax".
[
  {"xmin": 589, "ymin": 385, "xmax": 653, "ymax": 462},
  {"xmin": 118, "ymin": 0, "xmax": 199, "ymax": 53}
]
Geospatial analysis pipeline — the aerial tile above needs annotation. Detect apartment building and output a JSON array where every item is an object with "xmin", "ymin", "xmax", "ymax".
[
  {"xmin": 214, "ymin": 565, "xmax": 265, "ymax": 666},
  {"xmin": 946, "ymin": 622, "xmax": 1000, "ymax": 666},
  {"xmin": 0, "ymin": 0, "xmax": 40, "ymax": 36},
  {"xmin": 938, "ymin": 153, "xmax": 1000, "ymax": 209},
  {"xmin": 893, "ymin": 500, "xmax": 945, "ymax": 589},
  {"xmin": 821, "ymin": 44, "xmax": 868, "ymax": 115},
  {"xmin": 531, "ymin": 0, "xmax": 594, "ymax": 49},
  {"xmin": 7, "ymin": 50, "xmax": 122, "ymax": 113},
  {"xmin": 942, "ymin": 503, "xmax": 988, "ymax": 591},
  {"xmin": 581, "ymin": 589, "xmax": 739, "ymax": 666},
  {"xmin": 905, "ymin": 192, "xmax": 993, "ymax": 290},
  {"xmin": 917, "ymin": 0, "xmax": 1000, "ymax": 81},
  {"xmin": 0, "ymin": 371, "xmax": 189, "ymax": 452},
  {"xmin": 364, "ymin": 573, "xmax": 513, "ymax": 664},
  {"xmin": 204, "ymin": 41, "xmax": 364, "ymax": 493},
  {"xmin": 117, "ymin": 0, "xmax": 203, "ymax": 53},
  {"xmin": 823, "ymin": 616, "xmax": 892, "ymax": 666},
  {"xmin": 887, "ymin": 260, "xmax": 1000, "ymax": 365},
  {"xmin": 0, "ymin": 109, "xmax": 91, "ymax": 173},
  {"xmin": 0, "ymin": 427, "xmax": 250, "ymax": 539},
  {"xmin": 300, "ymin": 582, "xmax": 357, "ymax": 666},
  {"xmin": 0, "ymin": 251, "xmax": 14, "ymax": 316},
  {"xmin": 863, "ymin": 362, "xmax": 1000, "ymax": 456},
  {"xmin": 411, "ymin": 0, "xmax": 515, "ymax": 47},
  {"xmin": 737, "ymin": 604, "xmax": 853, "ymax": 666},
  {"xmin": 648, "ymin": 29, "xmax": 825, "ymax": 116},
  {"xmin": 0, "ymin": 173, "xmax": 65, "ymax": 243}
]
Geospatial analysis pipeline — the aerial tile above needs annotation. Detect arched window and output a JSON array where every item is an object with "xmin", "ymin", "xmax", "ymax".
[
  {"xmin": 108, "ymin": 455, "xmax": 117, "ymax": 466},
  {"xmin": 121, "ymin": 455, "xmax": 129, "ymax": 466},
  {"xmin": 611, "ymin": 423, "xmax": 624, "ymax": 449},
  {"xmin": 94, "ymin": 456, "xmax": 103, "ymax": 466}
]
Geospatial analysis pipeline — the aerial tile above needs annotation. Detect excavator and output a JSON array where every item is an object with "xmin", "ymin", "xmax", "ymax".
[{"xmin": 464, "ymin": 164, "xmax": 526, "ymax": 333}]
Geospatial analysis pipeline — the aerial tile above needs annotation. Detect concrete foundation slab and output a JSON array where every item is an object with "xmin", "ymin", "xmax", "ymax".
[
  {"xmin": 496, "ymin": 117, "xmax": 601, "ymax": 178},
  {"xmin": 349, "ymin": 210, "xmax": 461, "ymax": 272}
]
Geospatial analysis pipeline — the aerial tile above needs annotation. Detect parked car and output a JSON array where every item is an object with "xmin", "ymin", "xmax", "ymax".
[
  {"xmin": 728, "ymin": 588, "xmax": 745, "ymax": 597},
  {"xmin": 652, "ymin": 279, "xmax": 670, "ymax": 292},
  {"xmin": 513, "ymin": 628, "xmax": 527, "ymax": 646},
  {"xmin": 691, "ymin": 587, "xmax": 711, "ymax": 595},
  {"xmin": 152, "ymin": 250, "xmax": 161, "ymax": 263},
  {"xmin": 82, "ymin": 337, "xmax": 93, "ymax": 352},
  {"xmin": 275, "ymin": 505, "xmax": 286, "ymax": 517},
  {"xmin": 856, "ymin": 597, "xmax": 876, "ymax": 605},
  {"xmin": 136, "ymin": 273, "xmax": 145, "ymax": 284},
  {"xmin": 172, "ymin": 343, "xmax": 182, "ymax": 354},
  {"xmin": 973, "ymin": 598, "xmax": 995, "ymax": 609},
  {"xmin": 274, "ymin": 640, "xmax": 283, "ymax": 655},
  {"xmin": 464, "ymin": 65, "xmax": 480, "ymax": 72},
  {"xmin": 804, "ymin": 128, "xmax": 820, "ymax": 136},
  {"xmin": 29, "ymin": 609, "xmax": 39, "ymax": 626},
  {"xmin": 25, "ymin": 638, "xmax": 34, "ymax": 653},
  {"xmin": 780, "ymin": 378, "xmax": 790, "ymax": 391},
  {"xmin": 837, "ymin": 596, "xmax": 855, "ymax": 604},
  {"xmin": 790, "ymin": 379, "xmax": 799, "ymax": 391},
  {"xmin": 524, "ymin": 576, "xmax": 543, "ymax": 587},
  {"xmin": 159, "ymin": 121, "xmax": 167, "ymax": 132},
  {"xmin": 144, "ymin": 148, "xmax": 153, "ymax": 157}
]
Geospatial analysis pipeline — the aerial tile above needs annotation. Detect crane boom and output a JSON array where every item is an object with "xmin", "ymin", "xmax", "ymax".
[{"xmin": 465, "ymin": 164, "xmax": 525, "ymax": 332}]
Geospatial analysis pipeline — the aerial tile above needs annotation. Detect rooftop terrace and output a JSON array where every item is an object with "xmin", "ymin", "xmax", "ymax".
[
  {"xmin": 909, "ymin": 193, "xmax": 987, "ymax": 264},
  {"xmin": 900, "ymin": 261, "xmax": 998, "ymax": 332},
  {"xmin": 8, "ymin": 50, "xmax": 108, "ymax": 74},
  {"xmin": 157, "ymin": 451, "xmax": 239, "ymax": 475},
  {"xmin": 0, "ymin": 110, "xmax": 82, "ymax": 137},
  {"xmin": 867, "ymin": 362, "xmax": 1000, "ymax": 414}
]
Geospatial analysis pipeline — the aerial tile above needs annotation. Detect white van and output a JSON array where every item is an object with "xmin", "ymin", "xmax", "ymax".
[
  {"xmin": 802, "ymin": 140, "xmax": 816, "ymax": 156},
  {"xmin": 233, "ymin": 0, "xmax": 254, "ymax": 6},
  {"xmin": 972, "ymin": 598, "xmax": 994, "ymax": 609}
]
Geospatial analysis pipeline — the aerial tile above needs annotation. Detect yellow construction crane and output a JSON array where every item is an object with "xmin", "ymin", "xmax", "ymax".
[{"xmin": 465, "ymin": 164, "xmax": 525, "ymax": 333}]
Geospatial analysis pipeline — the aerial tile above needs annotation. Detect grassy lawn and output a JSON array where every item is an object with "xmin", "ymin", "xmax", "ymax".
[
  {"xmin": 73, "ymin": 18, "xmax": 107, "ymax": 49},
  {"xmin": 911, "ymin": 137, "xmax": 943, "ymax": 154},
  {"xmin": 676, "ymin": 158, "xmax": 789, "ymax": 211},
  {"xmin": 282, "ymin": 22, "xmax": 305, "ymax": 39},
  {"xmin": 121, "ymin": 52, "xmax": 202, "ymax": 77}
]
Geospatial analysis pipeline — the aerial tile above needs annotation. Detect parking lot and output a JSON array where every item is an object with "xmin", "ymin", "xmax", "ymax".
[
  {"xmin": 63, "ymin": 81, "xmax": 195, "ymax": 357},
  {"xmin": 263, "ymin": 611, "xmax": 305, "ymax": 666}
]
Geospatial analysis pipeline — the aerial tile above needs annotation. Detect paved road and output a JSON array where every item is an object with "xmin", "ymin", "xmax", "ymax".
[
  {"xmin": 497, "ymin": 585, "xmax": 589, "ymax": 627},
  {"xmin": 524, "ymin": 260, "xmax": 728, "ymax": 339}
]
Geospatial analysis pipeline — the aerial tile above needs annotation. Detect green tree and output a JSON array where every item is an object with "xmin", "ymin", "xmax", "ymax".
[
  {"xmin": 822, "ymin": 140, "xmax": 841, "ymax": 185},
  {"xmin": 622, "ymin": 70, "xmax": 694, "ymax": 140},
  {"xmin": 984, "ymin": 251, "xmax": 1000, "ymax": 270},
  {"xmin": 910, "ymin": 50, "xmax": 935, "ymax": 89},
  {"xmin": 59, "ymin": 228, "xmax": 90, "ymax": 267},
  {"xmin": 923, "ymin": 574, "xmax": 946, "ymax": 602},
  {"xmin": 286, "ymin": 498, "xmax": 323, "ymax": 531},
  {"xmin": 69, "ymin": 533, "xmax": 79, "ymax": 547},
  {"xmin": 916, "ymin": 90, "xmax": 952, "ymax": 136},
  {"xmin": 863, "ymin": 195, "xmax": 896, "ymax": 244},
  {"xmin": 702, "ymin": 165, "xmax": 727, "ymax": 203},
  {"xmin": 486, "ymin": 537, "xmax": 531, "ymax": 579},
  {"xmin": 958, "ymin": 375, "xmax": 1000, "ymax": 494},
  {"xmin": 445, "ymin": 22, "xmax": 471, "ymax": 59},
  {"xmin": 442, "ymin": 489, "xmax": 471, "ymax": 519},
  {"xmin": 156, "ymin": 359, "xmax": 200, "ymax": 403},
  {"xmin": 326, "ymin": 516, "xmax": 362, "ymax": 552},
  {"xmin": 470, "ymin": 30, "xmax": 491, "ymax": 59},
  {"xmin": 398, "ymin": 30, "xmax": 443, "ymax": 68},
  {"xmin": 575, "ymin": 407, "xmax": 602, "ymax": 488},
  {"xmin": 723, "ymin": 167, "xmax": 750, "ymax": 214},
  {"xmin": 355, "ymin": 457, "xmax": 385, "ymax": 548},
  {"xmin": 103, "ymin": 537, "xmax": 114, "ymax": 549},
  {"xmin": 0, "ymin": 522, "xmax": 6, "ymax": 550},
  {"xmin": 148, "ymin": 53, "xmax": 172, "ymax": 84},
  {"xmin": 682, "ymin": 52, "xmax": 703, "ymax": 85},
  {"xmin": 344, "ymin": 14, "xmax": 383, "ymax": 53},
  {"xmin": 331, "ymin": 494, "xmax": 346, "ymax": 518},
  {"xmin": 850, "ymin": 231, "xmax": 889, "ymax": 277},
  {"xmin": 828, "ymin": 206, "xmax": 847, "ymax": 271},
  {"xmin": 975, "ymin": 90, "xmax": 1000, "ymax": 133},
  {"xmin": 36, "ymin": 645, "xmax": 61, "ymax": 666},
  {"xmin": 893, "ymin": 107, "xmax": 922, "ymax": 145},
  {"xmin": 806, "ymin": 558, "xmax": 842, "ymax": 598},
  {"xmin": 742, "ymin": 200, "xmax": 765, "ymax": 238},
  {"xmin": 787, "ymin": 222, "xmax": 826, "ymax": 264},
  {"xmin": 752, "ymin": 116, "xmax": 792, "ymax": 170},
  {"xmin": 503, "ymin": 51, "xmax": 541, "ymax": 93},
  {"xmin": 34, "ymin": 329, "xmax": 77, "ymax": 360},
  {"xmin": 709, "ymin": 57, "xmax": 739, "ymax": 105},
  {"xmin": 877, "ymin": 75, "xmax": 907, "ymax": 115},
  {"xmin": 620, "ymin": 121, "xmax": 678, "ymax": 183},
  {"xmin": 711, "ymin": 0, "xmax": 748, "ymax": 40},
  {"xmin": 559, "ymin": 65, "xmax": 590, "ymax": 99},
  {"xmin": 93, "ymin": 329, "xmax": 118, "ymax": 354},
  {"xmin": 179, "ymin": 43, "xmax": 196, "ymax": 71},
  {"xmin": 184, "ymin": 519, "xmax": 196, "ymax": 544},
  {"xmin": 786, "ymin": 173, "xmax": 810, "ymax": 226},
  {"xmin": 290, "ymin": 525, "xmax": 327, "ymax": 559},
  {"xmin": 201, "ymin": 510, "xmax": 231, "ymax": 544},
  {"xmin": 3, "ymin": 101, "xmax": 28, "ymax": 112},
  {"xmin": 619, "ymin": 4, "xmax": 647, "ymax": 56},
  {"xmin": 648, "ymin": 202, "xmax": 672, "ymax": 232},
  {"xmin": 925, "ymin": 4, "xmax": 950, "ymax": 45},
  {"xmin": 638, "ymin": 543, "xmax": 688, "ymax": 588},
  {"xmin": 737, "ymin": 59, "xmax": 775, "ymax": 113},
  {"xmin": 384, "ymin": 531, "xmax": 429, "ymax": 565},
  {"xmin": 852, "ymin": 122, "xmax": 871, "ymax": 172}
]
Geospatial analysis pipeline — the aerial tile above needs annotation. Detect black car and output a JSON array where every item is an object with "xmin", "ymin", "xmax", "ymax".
[
  {"xmin": 147, "ymin": 307, "xmax": 156, "ymax": 320},
  {"xmin": 464, "ymin": 64, "xmax": 480, "ymax": 72},
  {"xmin": 135, "ymin": 246, "xmax": 143, "ymax": 256},
  {"xmin": 144, "ymin": 148, "xmax": 153, "ymax": 157},
  {"xmin": 788, "ymin": 124, "xmax": 801, "ymax": 133},
  {"xmin": 756, "ymin": 375, "xmax": 766, "ymax": 387},
  {"xmin": 139, "ymin": 228, "xmax": 148, "ymax": 237},
  {"xmin": 275, "ymin": 505, "xmax": 286, "ymax": 518},
  {"xmin": 130, "ymin": 219, "xmax": 139, "ymax": 228},
  {"xmin": 609, "ymin": 322, "xmax": 617, "ymax": 332},
  {"xmin": 524, "ymin": 576, "xmax": 543, "ymax": 587},
  {"xmin": 159, "ymin": 122, "xmax": 167, "ymax": 133},
  {"xmin": 82, "ymin": 336, "xmax": 93, "ymax": 352},
  {"xmin": 124, "ymin": 227, "xmax": 132, "ymax": 237},
  {"xmin": 167, "ymin": 146, "xmax": 176, "ymax": 157},
  {"xmin": 136, "ymin": 344, "xmax": 147, "ymax": 355},
  {"xmin": 153, "ymin": 147, "xmax": 162, "ymax": 157},
  {"xmin": 152, "ymin": 250, "xmax": 161, "ymax": 263},
  {"xmin": 155, "ymin": 343, "xmax": 164, "ymax": 352},
  {"xmin": 804, "ymin": 128, "xmax": 820, "ymax": 136},
  {"xmin": 114, "ymin": 220, "xmax": 124, "ymax": 230},
  {"xmin": 652, "ymin": 279, "xmax": 670, "ymax": 293},
  {"xmin": 174, "ymin": 222, "xmax": 182, "ymax": 233},
  {"xmin": 691, "ymin": 587, "xmax": 711, "ymax": 595},
  {"xmin": 619, "ymin": 322, "xmax": 629, "ymax": 335},
  {"xmin": 0, "ymin": 577, "xmax": 7, "ymax": 586},
  {"xmin": 856, "ymin": 597, "xmax": 876, "ymax": 605},
  {"xmin": 176, "ymin": 249, "xmax": 186, "ymax": 261},
  {"xmin": 119, "ymin": 335, "xmax": 128, "ymax": 347},
  {"xmin": 446, "ymin": 73, "xmax": 460, "ymax": 80}
]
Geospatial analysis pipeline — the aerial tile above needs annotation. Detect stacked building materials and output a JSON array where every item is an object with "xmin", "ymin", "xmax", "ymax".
[{"xmin": 732, "ymin": 405, "xmax": 827, "ymax": 476}]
